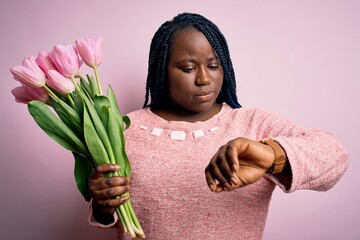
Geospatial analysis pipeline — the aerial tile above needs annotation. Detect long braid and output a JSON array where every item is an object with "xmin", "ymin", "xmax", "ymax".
[{"xmin": 143, "ymin": 12, "xmax": 241, "ymax": 108}]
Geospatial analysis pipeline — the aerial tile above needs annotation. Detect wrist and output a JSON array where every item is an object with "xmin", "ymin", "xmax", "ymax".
[
  {"xmin": 92, "ymin": 200, "xmax": 115, "ymax": 225},
  {"xmin": 259, "ymin": 138, "xmax": 287, "ymax": 174}
]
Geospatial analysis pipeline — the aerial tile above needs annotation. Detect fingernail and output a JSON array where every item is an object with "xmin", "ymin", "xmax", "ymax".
[
  {"xmin": 215, "ymin": 186, "xmax": 223, "ymax": 192},
  {"xmin": 113, "ymin": 164, "xmax": 120, "ymax": 170},
  {"xmin": 233, "ymin": 164, "xmax": 238, "ymax": 171},
  {"xmin": 231, "ymin": 177, "xmax": 240, "ymax": 185}
]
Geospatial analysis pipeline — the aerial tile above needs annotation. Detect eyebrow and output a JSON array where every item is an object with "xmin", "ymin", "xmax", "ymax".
[{"xmin": 175, "ymin": 56, "xmax": 220, "ymax": 64}]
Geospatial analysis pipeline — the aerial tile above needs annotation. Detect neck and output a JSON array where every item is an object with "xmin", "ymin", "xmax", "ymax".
[{"xmin": 151, "ymin": 102, "xmax": 222, "ymax": 122}]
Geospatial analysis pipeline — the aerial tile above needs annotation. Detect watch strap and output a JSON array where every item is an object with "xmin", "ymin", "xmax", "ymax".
[{"xmin": 259, "ymin": 138, "xmax": 287, "ymax": 174}]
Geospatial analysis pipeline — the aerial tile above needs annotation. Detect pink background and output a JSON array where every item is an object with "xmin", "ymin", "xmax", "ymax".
[{"xmin": 1, "ymin": 0, "xmax": 359, "ymax": 239}]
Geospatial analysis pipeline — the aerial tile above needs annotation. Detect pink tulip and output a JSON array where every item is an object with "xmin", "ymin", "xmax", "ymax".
[
  {"xmin": 46, "ymin": 70, "xmax": 75, "ymax": 94},
  {"xmin": 75, "ymin": 37, "xmax": 103, "ymax": 67},
  {"xmin": 10, "ymin": 56, "xmax": 46, "ymax": 88},
  {"xmin": 36, "ymin": 51, "xmax": 57, "ymax": 78},
  {"xmin": 50, "ymin": 44, "xmax": 81, "ymax": 78},
  {"xmin": 11, "ymin": 84, "xmax": 49, "ymax": 104}
]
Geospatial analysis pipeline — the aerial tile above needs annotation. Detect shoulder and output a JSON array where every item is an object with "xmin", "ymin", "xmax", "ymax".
[
  {"xmin": 126, "ymin": 108, "xmax": 149, "ymax": 120},
  {"xmin": 224, "ymin": 105, "xmax": 298, "ymax": 132},
  {"xmin": 223, "ymin": 104, "xmax": 279, "ymax": 121}
]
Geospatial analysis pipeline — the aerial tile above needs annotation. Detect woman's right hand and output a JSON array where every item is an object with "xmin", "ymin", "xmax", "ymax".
[{"xmin": 88, "ymin": 164, "xmax": 130, "ymax": 224}]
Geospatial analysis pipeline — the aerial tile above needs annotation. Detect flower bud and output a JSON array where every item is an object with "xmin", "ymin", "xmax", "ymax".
[
  {"xmin": 11, "ymin": 84, "xmax": 49, "ymax": 104},
  {"xmin": 47, "ymin": 70, "xmax": 75, "ymax": 94},
  {"xmin": 50, "ymin": 44, "xmax": 81, "ymax": 78},
  {"xmin": 10, "ymin": 56, "xmax": 46, "ymax": 88},
  {"xmin": 75, "ymin": 37, "xmax": 103, "ymax": 67}
]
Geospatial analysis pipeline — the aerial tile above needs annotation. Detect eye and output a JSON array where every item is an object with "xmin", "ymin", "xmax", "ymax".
[
  {"xmin": 208, "ymin": 63, "xmax": 219, "ymax": 70},
  {"xmin": 180, "ymin": 66, "xmax": 195, "ymax": 73}
]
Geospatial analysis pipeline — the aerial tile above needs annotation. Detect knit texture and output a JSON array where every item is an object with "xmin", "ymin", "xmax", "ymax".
[{"xmin": 89, "ymin": 104, "xmax": 349, "ymax": 239}]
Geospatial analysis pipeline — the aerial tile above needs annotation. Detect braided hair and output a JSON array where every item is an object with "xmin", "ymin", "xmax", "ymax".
[{"xmin": 143, "ymin": 12, "xmax": 241, "ymax": 108}]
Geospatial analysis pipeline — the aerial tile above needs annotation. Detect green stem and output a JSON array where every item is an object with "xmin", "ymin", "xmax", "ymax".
[
  {"xmin": 70, "ymin": 76, "xmax": 81, "ymax": 92},
  {"xmin": 117, "ymin": 209, "xmax": 128, "ymax": 233},
  {"xmin": 124, "ymin": 201, "xmax": 144, "ymax": 237},
  {"xmin": 43, "ymin": 85, "xmax": 59, "ymax": 102},
  {"xmin": 119, "ymin": 204, "xmax": 136, "ymax": 238},
  {"xmin": 93, "ymin": 66, "xmax": 103, "ymax": 95},
  {"xmin": 127, "ymin": 200, "xmax": 144, "ymax": 236},
  {"xmin": 67, "ymin": 94, "xmax": 74, "ymax": 107}
]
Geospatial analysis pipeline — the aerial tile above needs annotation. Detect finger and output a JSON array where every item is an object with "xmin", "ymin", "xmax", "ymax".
[
  {"xmin": 89, "ymin": 175, "xmax": 129, "ymax": 198},
  {"xmin": 225, "ymin": 142, "xmax": 239, "ymax": 173},
  {"xmin": 208, "ymin": 154, "xmax": 232, "ymax": 189},
  {"xmin": 90, "ymin": 176, "xmax": 129, "ymax": 193},
  {"xmin": 90, "ymin": 164, "xmax": 120, "ymax": 180},
  {"xmin": 224, "ymin": 143, "xmax": 242, "ymax": 185},
  {"xmin": 96, "ymin": 195, "xmax": 130, "ymax": 208},
  {"xmin": 205, "ymin": 166, "xmax": 217, "ymax": 191},
  {"xmin": 214, "ymin": 184, "xmax": 225, "ymax": 192},
  {"xmin": 104, "ymin": 176, "xmax": 130, "ymax": 187},
  {"xmin": 228, "ymin": 138, "xmax": 249, "ymax": 173},
  {"xmin": 213, "ymin": 145, "xmax": 236, "ymax": 187},
  {"xmin": 217, "ymin": 145, "xmax": 236, "ymax": 182},
  {"xmin": 96, "ymin": 184, "xmax": 130, "ymax": 200}
]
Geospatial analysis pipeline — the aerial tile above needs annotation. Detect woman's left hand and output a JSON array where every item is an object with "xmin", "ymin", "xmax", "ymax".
[{"xmin": 205, "ymin": 137, "xmax": 275, "ymax": 192}]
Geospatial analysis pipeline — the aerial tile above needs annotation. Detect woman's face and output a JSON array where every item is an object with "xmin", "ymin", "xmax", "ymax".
[{"xmin": 166, "ymin": 28, "xmax": 223, "ymax": 115}]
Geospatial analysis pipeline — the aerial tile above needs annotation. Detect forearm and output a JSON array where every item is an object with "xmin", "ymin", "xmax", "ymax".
[{"xmin": 273, "ymin": 129, "xmax": 349, "ymax": 192}]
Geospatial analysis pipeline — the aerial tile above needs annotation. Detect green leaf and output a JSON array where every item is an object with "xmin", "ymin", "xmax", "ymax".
[
  {"xmin": 107, "ymin": 85, "xmax": 122, "ymax": 115},
  {"xmin": 122, "ymin": 115, "xmax": 131, "ymax": 131},
  {"xmin": 73, "ymin": 152, "xmax": 93, "ymax": 202},
  {"xmin": 87, "ymin": 74, "xmax": 99, "ymax": 98},
  {"xmin": 80, "ymin": 78, "xmax": 92, "ymax": 99},
  {"xmin": 73, "ymin": 94, "xmax": 84, "ymax": 118},
  {"xmin": 94, "ymin": 96, "xmax": 110, "ymax": 129},
  {"xmin": 57, "ymin": 98, "xmax": 82, "ymax": 126},
  {"xmin": 106, "ymin": 85, "xmax": 131, "ymax": 131},
  {"xmin": 108, "ymin": 107, "xmax": 130, "ymax": 176},
  {"xmin": 107, "ymin": 85, "xmax": 124, "ymax": 127},
  {"xmin": 28, "ymin": 100, "xmax": 87, "ymax": 155},
  {"xmin": 81, "ymin": 93, "xmax": 115, "ymax": 165},
  {"xmin": 83, "ymin": 105, "xmax": 110, "ymax": 165},
  {"xmin": 49, "ymin": 98, "xmax": 83, "ymax": 137}
]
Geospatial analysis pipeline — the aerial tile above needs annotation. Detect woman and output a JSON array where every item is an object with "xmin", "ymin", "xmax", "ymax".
[{"xmin": 88, "ymin": 13, "xmax": 349, "ymax": 239}]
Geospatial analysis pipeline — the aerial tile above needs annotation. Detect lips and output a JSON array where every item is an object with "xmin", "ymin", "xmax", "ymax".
[{"xmin": 193, "ymin": 90, "xmax": 215, "ymax": 102}]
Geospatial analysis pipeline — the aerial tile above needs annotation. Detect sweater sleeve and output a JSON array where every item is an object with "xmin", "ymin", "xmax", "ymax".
[
  {"xmin": 251, "ymin": 109, "xmax": 349, "ymax": 193},
  {"xmin": 87, "ymin": 199, "xmax": 119, "ymax": 229}
]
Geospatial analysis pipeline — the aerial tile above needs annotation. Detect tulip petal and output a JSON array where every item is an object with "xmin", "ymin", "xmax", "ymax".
[
  {"xmin": 50, "ymin": 44, "xmax": 81, "ymax": 78},
  {"xmin": 10, "ymin": 56, "xmax": 46, "ymax": 88},
  {"xmin": 47, "ymin": 70, "xmax": 75, "ymax": 94},
  {"xmin": 36, "ymin": 51, "xmax": 57, "ymax": 77},
  {"xmin": 11, "ymin": 86, "xmax": 33, "ymax": 103}
]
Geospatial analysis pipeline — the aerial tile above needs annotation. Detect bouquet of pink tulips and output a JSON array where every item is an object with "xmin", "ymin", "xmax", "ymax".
[{"xmin": 10, "ymin": 38, "xmax": 145, "ymax": 238}]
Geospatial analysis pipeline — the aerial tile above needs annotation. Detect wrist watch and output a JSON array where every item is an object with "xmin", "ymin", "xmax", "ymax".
[{"xmin": 259, "ymin": 138, "xmax": 287, "ymax": 174}]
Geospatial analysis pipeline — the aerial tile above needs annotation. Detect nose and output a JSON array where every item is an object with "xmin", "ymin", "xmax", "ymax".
[{"xmin": 195, "ymin": 67, "xmax": 211, "ymax": 86}]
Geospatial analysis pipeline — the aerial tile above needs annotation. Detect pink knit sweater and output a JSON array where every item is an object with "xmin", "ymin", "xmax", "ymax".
[{"xmin": 89, "ymin": 104, "xmax": 349, "ymax": 240}]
